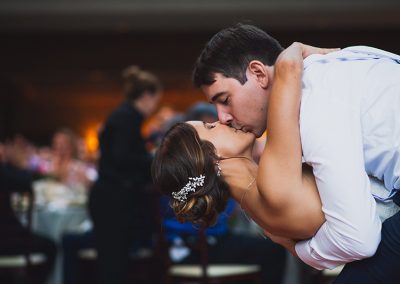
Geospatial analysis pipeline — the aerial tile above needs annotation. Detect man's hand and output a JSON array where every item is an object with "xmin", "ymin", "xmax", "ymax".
[{"xmin": 264, "ymin": 230, "xmax": 298, "ymax": 257}]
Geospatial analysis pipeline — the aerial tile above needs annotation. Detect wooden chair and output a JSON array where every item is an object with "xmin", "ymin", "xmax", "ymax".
[
  {"xmin": 0, "ymin": 190, "xmax": 49, "ymax": 284},
  {"xmin": 77, "ymin": 241, "xmax": 168, "ymax": 284},
  {"xmin": 167, "ymin": 226, "xmax": 262, "ymax": 284}
]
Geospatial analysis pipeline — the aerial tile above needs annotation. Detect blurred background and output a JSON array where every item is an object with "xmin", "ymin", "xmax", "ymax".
[
  {"xmin": 1, "ymin": 0, "xmax": 400, "ymax": 146},
  {"xmin": 1, "ymin": 1, "xmax": 400, "ymax": 284}
]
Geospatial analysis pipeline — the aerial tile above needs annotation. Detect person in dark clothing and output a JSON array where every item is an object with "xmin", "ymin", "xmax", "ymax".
[
  {"xmin": 88, "ymin": 66, "xmax": 162, "ymax": 284},
  {"xmin": 0, "ymin": 161, "xmax": 56, "ymax": 284}
]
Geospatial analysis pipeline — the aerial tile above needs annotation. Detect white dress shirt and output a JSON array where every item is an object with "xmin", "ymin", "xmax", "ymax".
[{"xmin": 295, "ymin": 46, "xmax": 400, "ymax": 270}]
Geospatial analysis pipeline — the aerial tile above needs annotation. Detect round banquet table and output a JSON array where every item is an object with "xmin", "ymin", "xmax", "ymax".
[{"xmin": 32, "ymin": 179, "xmax": 91, "ymax": 284}]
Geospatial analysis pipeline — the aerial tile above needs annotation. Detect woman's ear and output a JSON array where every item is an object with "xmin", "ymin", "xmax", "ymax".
[{"xmin": 248, "ymin": 60, "xmax": 269, "ymax": 89}]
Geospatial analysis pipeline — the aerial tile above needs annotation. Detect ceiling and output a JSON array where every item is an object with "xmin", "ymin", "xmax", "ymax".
[{"xmin": 1, "ymin": 0, "xmax": 400, "ymax": 33}]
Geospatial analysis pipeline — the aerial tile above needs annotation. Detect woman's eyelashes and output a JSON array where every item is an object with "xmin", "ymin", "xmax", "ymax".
[{"xmin": 203, "ymin": 122, "xmax": 217, "ymax": 129}]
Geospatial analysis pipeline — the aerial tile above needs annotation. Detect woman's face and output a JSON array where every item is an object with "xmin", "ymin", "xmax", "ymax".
[
  {"xmin": 52, "ymin": 133, "xmax": 74, "ymax": 158},
  {"xmin": 186, "ymin": 121, "xmax": 256, "ymax": 158}
]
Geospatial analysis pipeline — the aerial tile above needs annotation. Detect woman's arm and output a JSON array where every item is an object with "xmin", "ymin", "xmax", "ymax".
[
  {"xmin": 255, "ymin": 43, "xmax": 336, "ymax": 238},
  {"xmin": 244, "ymin": 162, "xmax": 323, "ymax": 239}
]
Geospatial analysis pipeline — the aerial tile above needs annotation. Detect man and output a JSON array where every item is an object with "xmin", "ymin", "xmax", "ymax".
[{"xmin": 192, "ymin": 23, "xmax": 400, "ymax": 283}]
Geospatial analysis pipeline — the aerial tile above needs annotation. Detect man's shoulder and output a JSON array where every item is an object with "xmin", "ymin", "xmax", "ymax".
[
  {"xmin": 343, "ymin": 46, "xmax": 400, "ymax": 61},
  {"xmin": 304, "ymin": 46, "xmax": 400, "ymax": 69}
]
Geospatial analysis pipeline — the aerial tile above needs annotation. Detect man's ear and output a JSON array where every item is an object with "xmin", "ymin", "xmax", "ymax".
[{"xmin": 248, "ymin": 60, "xmax": 269, "ymax": 89}]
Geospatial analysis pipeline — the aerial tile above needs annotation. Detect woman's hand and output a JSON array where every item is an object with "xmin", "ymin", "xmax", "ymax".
[
  {"xmin": 299, "ymin": 42, "xmax": 340, "ymax": 59},
  {"xmin": 274, "ymin": 42, "xmax": 340, "ymax": 83}
]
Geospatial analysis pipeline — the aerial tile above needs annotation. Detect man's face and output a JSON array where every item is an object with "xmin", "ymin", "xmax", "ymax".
[
  {"xmin": 201, "ymin": 71, "xmax": 269, "ymax": 138},
  {"xmin": 186, "ymin": 121, "xmax": 255, "ymax": 158}
]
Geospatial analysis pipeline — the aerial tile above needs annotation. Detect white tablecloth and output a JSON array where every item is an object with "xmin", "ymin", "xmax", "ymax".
[{"xmin": 32, "ymin": 179, "xmax": 90, "ymax": 284}]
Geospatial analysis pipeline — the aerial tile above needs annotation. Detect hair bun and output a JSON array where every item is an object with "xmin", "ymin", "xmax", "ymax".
[
  {"xmin": 152, "ymin": 123, "xmax": 230, "ymax": 227},
  {"xmin": 121, "ymin": 65, "xmax": 161, "ymax": 101},
  {"xmin": 121, "ymin": 65, "xmax": 142, "ymax": 80},
  {"xmin": 173, "ymin": 194, "xmax": 219, "ymax": 226}
]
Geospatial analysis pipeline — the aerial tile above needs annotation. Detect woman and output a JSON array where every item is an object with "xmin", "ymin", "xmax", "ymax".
[
  {"xmin": 89, "ymin": 65, "xmax": 162, "ymax": 284},
  {"xmin": 152, "ymin": 43, "xmax": 328, "ymax": 242}
]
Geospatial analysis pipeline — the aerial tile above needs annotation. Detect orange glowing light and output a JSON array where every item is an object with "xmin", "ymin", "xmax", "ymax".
[{"xmin": 84, "ymin": 124, "xmax": 100, "ymax": 155}]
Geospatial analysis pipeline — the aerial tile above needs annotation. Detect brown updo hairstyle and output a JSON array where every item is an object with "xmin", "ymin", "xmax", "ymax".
[
  {"xmin": 122, "ymin": 65, "xmax": 162, "ymax": 101},
  {"xmin": 152, "ymin": 122, "xmax": 230, "ymax": 226}
]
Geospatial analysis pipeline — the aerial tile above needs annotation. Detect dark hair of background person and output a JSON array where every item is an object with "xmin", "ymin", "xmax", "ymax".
[
  {"xmin": 192, "ymin": 23, "xmax": 284, "ymax": 88},
  {"xmin": 152, "ymin": 122, "xmax": 229, "ymax": 226},
  {"xmin": 122, "ymin": 65, "xmax": 162, "ymax": 101}
]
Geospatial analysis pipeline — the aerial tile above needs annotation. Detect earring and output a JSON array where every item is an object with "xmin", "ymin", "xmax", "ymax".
[{"xmin": 216, "ymin": 160, "xmax": 222, "ymax": 176}]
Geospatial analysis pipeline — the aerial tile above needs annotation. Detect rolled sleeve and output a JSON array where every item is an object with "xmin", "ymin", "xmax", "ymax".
[{"xmin": 296, "ymin": 218, "xmax": 381, "ymax": 270}]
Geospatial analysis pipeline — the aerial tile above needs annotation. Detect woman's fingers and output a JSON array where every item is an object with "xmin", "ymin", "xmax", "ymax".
[
  {"xmin": 300, "ymin": 43, "xmax": 340, "ymax": 58},
  {"xmin": 275, "ymin": 43, "xmax": 340, "ymax": 72}
]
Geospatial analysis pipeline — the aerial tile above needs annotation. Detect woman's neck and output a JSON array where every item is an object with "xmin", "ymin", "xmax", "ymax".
[{"xmin": 220, "ymin": 156, "xmax": 258, "ymax": 201}]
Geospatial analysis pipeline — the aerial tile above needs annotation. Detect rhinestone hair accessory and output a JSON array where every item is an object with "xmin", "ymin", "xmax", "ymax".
[
  {"xmin": 216, "ymin": 160, "xmax": 222, "ymax": 176},
  {"xmin": 172, "ymin": 175, "xmax": 205, "ymax": 202}
]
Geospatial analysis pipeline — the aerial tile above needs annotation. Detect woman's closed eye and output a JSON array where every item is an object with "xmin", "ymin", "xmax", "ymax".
[{"xmin": 203, "ymin": 122, "xmax": 217, "ymax": 129}]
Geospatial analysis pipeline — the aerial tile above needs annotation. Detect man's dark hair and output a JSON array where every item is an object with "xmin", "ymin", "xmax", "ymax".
[{"xmin": 192, "ymin": 23, "xmax": 283, "ymax": 87}]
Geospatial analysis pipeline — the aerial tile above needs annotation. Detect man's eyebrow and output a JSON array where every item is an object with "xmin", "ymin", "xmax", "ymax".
[{"xmin": 209, "ymin": 92, "xmax": 226, "ymax": 103}]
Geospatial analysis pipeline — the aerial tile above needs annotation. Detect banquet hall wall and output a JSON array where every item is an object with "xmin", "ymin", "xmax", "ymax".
[{"xmin": 1, "ymin": 28, "xmax": 399, "ymax": 144}]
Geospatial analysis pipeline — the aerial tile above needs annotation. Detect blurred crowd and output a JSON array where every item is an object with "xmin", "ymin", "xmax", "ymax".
[
  {"xmin": 0, "ymin": 65, "xmax": 283, "ymax": 284},
  {"xmin": 0, "ymin": 91, "xmax": 264, "ymax": 201},
  {"xmin": 0, "ymin": 129, "xmax": 96, "ymax": 190}
]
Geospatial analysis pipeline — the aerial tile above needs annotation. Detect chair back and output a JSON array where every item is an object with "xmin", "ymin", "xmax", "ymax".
[
  {"xmin": 167, "ymin": 224, "xmax": 262, "ymax": 284},
  {"xmin": 23, "ymin": 191, "xmax": 34, "ymax": 270},
  {"xmin": 0, "ymin": 187, "xmax": 36, "ymax": 283},
  {"xmin": 198, "ymin": 225, "xmax": 209, "ymax": 283}
]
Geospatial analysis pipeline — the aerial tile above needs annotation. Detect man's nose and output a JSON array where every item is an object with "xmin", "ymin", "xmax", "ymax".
[{"xmin": 217, "ymin": 111, "xmax": 233, "ymax": 126}]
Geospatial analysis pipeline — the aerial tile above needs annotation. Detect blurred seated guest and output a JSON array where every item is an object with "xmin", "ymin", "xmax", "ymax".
[
  {"xmin": 3, "ymin": 135, "xmax": 36, "ymax": 170},
  {"xmin": 47, "ymin": 128, "xmax": 96, "ymax": 189},
  {"xmin": 0, "ymin": 142, "xmax": 56, "ymax": 284},
  {"xmin": 142, "ymin": 105, "xmax": 181, "ymax": 154},
  {"xmin": 161, "ymin": 196, "xmax": 286, "ymax": 284},
  {"xmin": 145, "ymin": 102, "xmax": 217, "ymax": 159},
  {"xmin": 185, "ymin": 102, "xmax": 218, "ymax": 123},
  {"xmin": 142, "ymin": 105, "xmax": 178, "ymax": 140},
  {"xmin": 88, "ymin": 65, "xmax": 162, "ymax": 284},
  {"xmin": 146, "ymin": 102, "xmax": 216, "ymax": 156}
]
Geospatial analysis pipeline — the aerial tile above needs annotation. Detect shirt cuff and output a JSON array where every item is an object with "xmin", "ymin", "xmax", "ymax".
[{"xmin": 295, "ymin": 240, "xmax": 336, "ymax": 270}]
